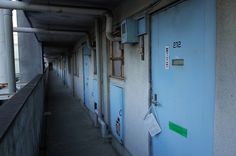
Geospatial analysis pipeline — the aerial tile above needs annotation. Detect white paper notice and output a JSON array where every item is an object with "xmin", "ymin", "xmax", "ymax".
[
  {"xmin": 144, "ymin": 113, "xmax": 161, "ymax": 137},
  {"xmin": 165, "ymin": 46, "xmax": 170, "ymax": 70}
]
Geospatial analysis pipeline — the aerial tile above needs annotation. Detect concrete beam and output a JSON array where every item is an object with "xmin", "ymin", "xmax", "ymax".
[
  {"xmin": 13, "ymin": 27, "xmax": 86, "ymax": 36},
  {"xmin": 0, "ymin": 1, "xmax": 107, "ymax": 15}
]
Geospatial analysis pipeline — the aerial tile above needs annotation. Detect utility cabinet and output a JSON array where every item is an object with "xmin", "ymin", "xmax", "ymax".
[
  {"xmin": 110, "ymin": 84, "xmax": 124, "ymax": 143},
  {"xmin": 137, "ymin": 16, "xmax": 147, "ymax": 36},
  {"xmin": 121, "ymin": 19, "xmax": 138, "ymax": 44}
]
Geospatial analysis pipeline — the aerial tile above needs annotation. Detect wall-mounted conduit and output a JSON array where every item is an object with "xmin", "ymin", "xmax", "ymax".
[{"xmin": 104, "ymin": 13, "xmax": 121, "ymax": 42}]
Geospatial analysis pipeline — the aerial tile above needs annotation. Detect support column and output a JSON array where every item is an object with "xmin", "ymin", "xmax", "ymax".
[
  {"xmin": 3, "ymin": 7, "xmax": 16, "ymax": 94},
  {"xmin": 0, "ymin": 10, "xmax": 8, "ymax": 85},
  {"xmin": 95, "ymin": 19, "xmax": 103, "ymax": 118},
  {"xmin": 4, "ymin": 9, "xmax": 16, "ymax": 94}
]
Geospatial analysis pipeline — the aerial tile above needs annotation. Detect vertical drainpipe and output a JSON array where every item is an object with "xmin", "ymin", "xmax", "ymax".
[
  {"xmin": 104, "ymin": 13, "xmax": 121, "ymax": 126},
  {"xmin": 95, "ymin": 19, "xmax": 103, "ymax": 118},
  {"xmin": 3, "ymin": 6, "xmax": 16, "ymax": 94}
]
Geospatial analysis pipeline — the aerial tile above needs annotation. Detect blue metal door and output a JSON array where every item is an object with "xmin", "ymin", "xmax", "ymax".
[
  {"xmin": 151, "ymin": 1, "xmax": 215, "ymax": 156},
  {"xmin": 110, "ymin": 84, "xmax": 124, "ymax": 143},
  {"xmin": 83, "ymin": 47, "xmax": 90, "ymax": 109}
]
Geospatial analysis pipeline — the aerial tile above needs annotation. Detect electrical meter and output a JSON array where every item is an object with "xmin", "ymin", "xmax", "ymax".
[{"xmin": 121, "ymin": 19, "xmax": 138, "ymax": 44}]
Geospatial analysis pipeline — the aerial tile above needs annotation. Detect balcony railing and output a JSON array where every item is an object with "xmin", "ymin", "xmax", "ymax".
[{"xmin": 0, "ymin": 71, "xmax": 48, "ymax": 156}]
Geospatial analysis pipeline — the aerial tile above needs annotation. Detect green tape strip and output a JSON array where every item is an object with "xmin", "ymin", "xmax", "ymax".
[{"xmin": 169, "ymin": 121, "xmax": 188, "ymax": 138}]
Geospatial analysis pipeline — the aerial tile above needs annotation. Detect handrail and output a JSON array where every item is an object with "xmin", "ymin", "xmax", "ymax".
[{"xmin": 0, "ymin": 74, "xmax": 43, "ymax": 142}]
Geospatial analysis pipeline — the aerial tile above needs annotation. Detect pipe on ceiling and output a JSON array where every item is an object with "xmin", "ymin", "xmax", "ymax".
[
  {"xmin": 0, "ymin": 1, "xmax": 107, "ymax": 15},
  {"xmin": 0, "ymin": 2, "xmax": 121, "ymax": 42},
  {"xmin": 13, "ymin": 27, "xmax": 86, "ymax": 36},
  {"xmin": 105, "ymin": 13, "xmax": 121, "ymax": 42}
]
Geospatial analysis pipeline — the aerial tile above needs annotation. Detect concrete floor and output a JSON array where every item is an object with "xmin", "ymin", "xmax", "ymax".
[{"xmin": 44, "ymin": 71, "xmax": 118, "ymax": 156}]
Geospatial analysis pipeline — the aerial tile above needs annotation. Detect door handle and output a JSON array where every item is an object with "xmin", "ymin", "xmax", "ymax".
[{"xmin": 151, "ymin": 93, "xmax": 161, "ymax": 106}]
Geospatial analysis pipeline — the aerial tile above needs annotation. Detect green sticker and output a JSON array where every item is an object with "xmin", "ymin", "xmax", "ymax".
[{"xmin": 169, "ymin": 121, "xmax": 188, "ymax": 138}]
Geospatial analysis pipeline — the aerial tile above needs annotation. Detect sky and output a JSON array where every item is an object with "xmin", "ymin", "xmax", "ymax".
[
  {"xmin": 12, "ymin": 10, "xmax": 20, "ymax": 74},
  {"xmin": 13, "ymin": 10, "xmax": 17, "ymax": 27}
]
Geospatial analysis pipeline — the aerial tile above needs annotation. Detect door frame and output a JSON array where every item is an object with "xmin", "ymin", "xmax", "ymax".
[{"xmin": 149, "ymin": 0, "xmax": 215, "ymax": 155}]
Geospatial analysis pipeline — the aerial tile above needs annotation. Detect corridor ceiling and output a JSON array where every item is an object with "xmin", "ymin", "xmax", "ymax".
[{"xmin": 20, "ymin": 0, "xmax": 121, "ymax": 59}]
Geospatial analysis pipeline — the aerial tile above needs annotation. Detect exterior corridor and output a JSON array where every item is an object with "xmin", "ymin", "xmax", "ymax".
[
  {"xmin": 44, "ymin": 71, "xmax": 118, "ymax": 156},
  {"xmin": 1, "ymin": 0, "xmax": 236, "ymax": 156}
]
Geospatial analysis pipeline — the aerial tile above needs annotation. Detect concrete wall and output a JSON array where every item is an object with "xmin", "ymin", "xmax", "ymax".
[
  {"xmin": 17, "ymin": 11, "xmax": 43, "ymax": 83},
  {"xmin": 123, "ymin": 35, "xmax": 150, "ymax": 156},
  {"xmin": 61, "ymin": 42, "xmax": 96, "ymax": 113},
  {"xmin": 110, "ymin": 1, "xmax": 153, "ymax": 155},
  {"xmin": 73, "ymin": 48, "xmax": 84, "ymax": 102},
  {"xmin": 65, "ymin": 55, "xmax": 74, "ymax": 91},
  {"xmin": 214, "ymin": 0, "xmax": 236, "ymax": 155},
  {"xmin": 0, "ymin": 75, "xmax": 44, "ymax": 156},
  {"xmin": 113, "ymin": 0, "xmax": 151, "ymax": 23},
  {"xmin": 53, "ymin": 46, "xmax": 84, "ymax": 105},
  {"xmin": 85, "ymin": 48, "xmax": 95, "ymax": 112}
]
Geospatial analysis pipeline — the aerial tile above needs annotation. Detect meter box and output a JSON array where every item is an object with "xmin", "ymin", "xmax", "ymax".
[
  {"xmin": 137, "ymin": 16, "xmax": 147, "ymax": 36},
  {"xmin": 121, "ymin": 19, "xmax": 138, "ymax": 44}
]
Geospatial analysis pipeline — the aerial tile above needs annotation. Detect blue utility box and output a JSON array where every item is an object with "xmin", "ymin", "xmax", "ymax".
[
  {"xmin": 137, "ymin": 16, "xmax": 147, "ymax": 36},
  {"xmin": 121, "ymin": 19, "xmax": 138, "ymax": 44}
]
